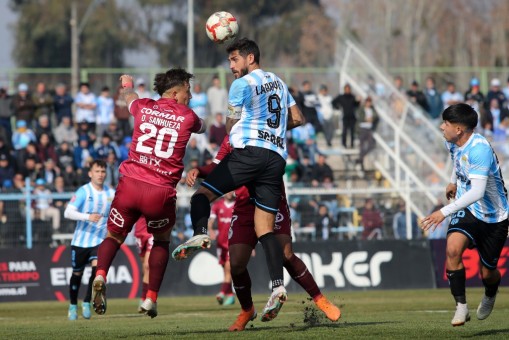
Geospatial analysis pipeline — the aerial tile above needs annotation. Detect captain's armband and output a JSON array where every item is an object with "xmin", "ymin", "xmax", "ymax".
[{"xmin": 227, "ymin": 104, "xmax": 242, "ymax": 119}]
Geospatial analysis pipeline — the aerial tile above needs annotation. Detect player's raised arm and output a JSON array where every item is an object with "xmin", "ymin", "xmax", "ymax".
[
  {"xmin": 119, "ymin": 74, "xmax": 139, "ymax": 108},
  {"xmin": 287, "ymin": 104, "xmax": 305, "ymax": 130}
]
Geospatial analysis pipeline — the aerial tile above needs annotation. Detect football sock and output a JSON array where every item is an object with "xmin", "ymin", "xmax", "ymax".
[
  {"xmin": 147, "ymin": 240, "xmax": 170, "ymax": 300},
  {"xmin": 221, "ymin": 282, "xmax": 233, "ymax": 295},
  {"xmin": 258, "ymin": 232, "xmax": 284, "ymax": 290},
  {"xmin": 96, "ymin": 237, "xmax": 121, "ymax": 280},
  {"xmin": 284, "ymin": 254, "xmax": 321, "ymax": 299},
  {"xmin": 69, "ymin": 273, "xmax": 82, "ymax": 305},
  {"xmin": 232, "ymin": 269, "xmax": 253, "ymax": 311},
  {"xmin": 482, "ymin": 277, "xmax": 500, "ymax": 298},
  {"xmin": 446, "ymin": 268, "xmax": 466, "ymax": 304},
  {"xmin": 142, "ymin": 282, "xmax": 149, "ymax": 300},
  {"xmin": 84, "ymin": 266, "xmax": 96, "ymax": 303},
  {"xmin": 190, "ymin": 193, "xmax": 211, "ymax": 235}
]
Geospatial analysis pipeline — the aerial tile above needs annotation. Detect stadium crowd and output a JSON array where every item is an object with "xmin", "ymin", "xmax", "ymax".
[{"xmin": 2, "ymin": 73, "xmax": 506, "ymax": 246}]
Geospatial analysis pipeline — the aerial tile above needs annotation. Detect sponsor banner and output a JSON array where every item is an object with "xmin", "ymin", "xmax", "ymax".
[
  {"xmin": 0, "ymin": 245, "xmax": 140, "ymax": 302},
  {"xmin": 429, "ymin": 239, "xmax": 509, "ymax": 288},
  {"xmin": 0, "ymin": 240, "xmax": 434, "ymax": 302}
]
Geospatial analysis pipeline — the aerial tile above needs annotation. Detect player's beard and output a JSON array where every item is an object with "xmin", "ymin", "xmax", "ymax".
[{"xmin": 239, "ymin": 67, "xmax": 249, "ymax": 78}]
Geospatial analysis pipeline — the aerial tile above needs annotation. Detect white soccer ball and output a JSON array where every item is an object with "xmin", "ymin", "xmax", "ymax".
[{"xmin": 205, "ymin": 11, "xmax": 238, "ymax": 44}]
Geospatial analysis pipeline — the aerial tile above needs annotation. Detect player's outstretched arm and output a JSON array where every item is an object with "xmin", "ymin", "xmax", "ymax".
[
  {"xmin": 119, "ymin": 74, "xmax": 139, "ymax": 107},
  {"xmin": 287, "ymin": 105, "xmax": 305, "ymax": 130}
]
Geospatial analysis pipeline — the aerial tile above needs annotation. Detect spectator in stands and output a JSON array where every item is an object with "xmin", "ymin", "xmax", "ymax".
[
  {"xmin": 12, "ymin": 120, "xmax": 36, "ymax": 151},
  {"xmin": 77, "ymin": 120, "xmax": 93, "ymax": 141},
  {"xmin": 74, "ymin": 136, "xmax": 94, "ymax": 170},
  {"xmin": 35, "ymin": 115, "xmax": 53, "ymax": 143},
  {"xmin": 207, "ymin": 75, "xmax": 228, "ymax": 126},
  {"xmin": 32, "ymin": 178, "xmax": 60, "ymax": 232},
  {"xmin": 16, "ymin": 141, "xmax": 38, "ymax": 171},
  {"xmin": 36, "ymin": 132, "xmax": 58, "ymax": 164},
  {"xmin": 32, "ymin": 82, "xmax": 54, "ymax": 124},
  {"xmin": 317, "ymin": 84, "xmax": 335, "ymax": 147},
  {"xmin": 20, "ymin": 155, "xmax": 40, "ymax": 183},
  {"xmin": 503, "ymin": 77, "xmax": 509, "ymax": 101},
  {"xmin": 183, "ymin": 137, "xmax": 203, "ymax": 169},
  {"xmin": 95, "ymin": 86, "xmax": 114, "ymax": 139},
  {"xmin": 190, "ymin": 82, "xmax": 208, "ymax": 121},
  {"xmin": 464, "ymin": 78, "xmax": 485, "ymax": 114},
  {"xmin": 311, "ymin": 154, "xmax": 334, "ymax": 184},
  {"xmin": 361, "ymin": 198, "xmax": 384, "ymax": 240},
  {"xmin": 424, "ymin": 77, "xmax": 443, "ymax": 122},
  {"xmin": 314, "ymin": 204, "xmax": 333, "ymax": 241},
  {"xmin": 485, "ymin": 78, "xmax": 506, "ymax": 111},
  {"xmin": 208, "ymin": 113, "xmax": 226, "ymax": 150},
  {"xmin": 392, "ymin": 200, "xmax": 420, "ymax": 239},
  {"xmin": 53, "ymin": 83, "xmax": 74, "ymax": 124},
  {"xmin": 482, "ymin": 98, "xmax": 509, "ymax": 140},
  {"xmin": 295, "ymin": 155, "xmax": 314, "ymax": 184},
  {"xmin": 52, "ymin": 176, "xmax": 70, "ymax": 231},
  {"xmin": 38, "ymin": 159, "xmax": 59, "ymax": 186},
  {"xmin": 12, "ymin": 83, "xmax": 34, "ymax": 127},
  {"xmin": 53, "ymin": 116, "xmax": 78, "ymax": 145},
  {"xmin": 56, "ymin": 142, "xmax": 74, "ymax": 171},
  {"xmin": 63, "ymin": 164, "xmax": 79, "ymax": 188},
  {"xmin": 406, "ymin": 81, "xmax": 429, "ymax": 112},
  {"xmin": 441, "ymin": 82, "xmax": 463, "ymax": 110},
  {"xmin": 332, "ymin": 83, "xmax": 360, "ymax": 149},
  {"xmin": 393, "ymin": 76, "xmax": 405, "ymax": 93},
  {"xmin": 95, "ymin": 133, "xmax": 119, "ymax": 161},
  {"xmin": 0, "ymin": 87, "xmax": 13, "ymax": 143},
  {"xmin": 292, "ymin": 122, "xmax": 317, "ymax": 163},
  {"xmin": 297, "ymin": 80, "xmax": 322, "ymax": 133},
  {"xmin": 356, "ymin": 96, "xmax": 379, "ymax": 171},
  {"xmin": 105, "ymin": 119, "xmax": 123, "ymax": 145},
  {"xmin": 75, "ymin": 82, "xmax": 97, "ymax": 130},
  {"xmin": 135, "ymin": 78, "xmax": 151, "ymax": 99},
  {"xmin": 105, "ymin": 151, "xmax": 119, "ymax": 188},
  {"xmin": 118, "ymin": 136, "xmax": 131, "ymax": 162},
  {"xmin": 0, "ymin": 153, "xmax": 15, "ymax": 189},
  {"xmin": 114, "ymin": 85, "xmax": 132, "ymax": 138}
]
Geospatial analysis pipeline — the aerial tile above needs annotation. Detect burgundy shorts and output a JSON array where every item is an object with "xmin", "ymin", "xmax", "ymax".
[
  {"xmin": 229, "ymin": 205, "xmax": 292, "ymax": 249},
  {"xmin": 135, "ymin": 234, "xmax": 154, "ymax": 257},
  {"xmin": 217, "ymin": 245, "xmax": 230, "ymax": 266},
  {"xmin": 108, "ymin": 176, "xmax": 177, "ymax": 237}
]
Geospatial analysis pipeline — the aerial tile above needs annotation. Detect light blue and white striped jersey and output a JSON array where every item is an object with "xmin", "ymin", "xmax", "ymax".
[
  {"xmin": 447, "ymin": 133, "xmax": 509, "ymax": 223},
  {"xmin": 69, "ymin": 183, "xmax": 115, "ymax": 247},
  {"xmin": 228, "ymin": 69, "xmax": 295, "ymax": 159}
]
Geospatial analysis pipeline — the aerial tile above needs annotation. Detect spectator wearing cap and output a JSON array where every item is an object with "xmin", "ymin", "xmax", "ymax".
[
  {"xmin": 406, "ymin": 80, "xmax": 429, "ymax": 112},
  {"xmin": 53, "ymin": 116, "xmax": 78, "ymax": 145},
  {"xmin": 95, "ymin": 86, "xmax": 114, "ymax": 138},
  {"xmin": 135, "ymin": 78, "xmax": 151, "ymax": 99},
  {"xmin": 441, "ymin": 81, "xmax": 463, "ymax": 110},
  {"xmin": 12, "ymin": 83, "xmax": 35, "ymax": 127},
  {"xmin": 32, "ymin": 178, "xmax": 61, "ymax": 231},
  {"xmin": 12, "ymin": 120, "xmax": 36, "ymax": 150},
  {"xmin": 32, "ymin": 82, "xmax": 54, "ymax": 123},
  {"xmin": 464, "ymin": 77, "xmax": 485, "ymax": 114},
  {"xmin": 485, "ymin": 78, "xmax": 506, "ymax": 111},
  {"xmin": 424, "ymin": 77, "xmax": 443, "ymax": 121},
  {"xmin": 74, "ymin": 82, "xmax": 97, "ymax": 130},
  {"xmin": 0, "ymin": 87, "xmax": 13, "ymax": 143},
  {"xmin": 0, "ymin": 153, "xmax": 15, "ymax": 189},
  {"xmin": 53, "ymin": 83, "xmax": 74, "ymax": 124},
  {"xmin": 36, "ymin": 132, "xmax": 58, "ymax": 164}
]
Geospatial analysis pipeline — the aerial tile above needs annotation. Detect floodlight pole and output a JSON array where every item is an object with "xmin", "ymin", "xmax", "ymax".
[{"xmin": 187, "ymin": 0, "xmax": 194, "ymax": 74}]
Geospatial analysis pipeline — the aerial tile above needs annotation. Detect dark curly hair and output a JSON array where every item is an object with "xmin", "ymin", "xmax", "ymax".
[
  {"xmin": 153, "ymin": 68, "xmax": 194, "ymax": 96},
  {"xmin": 226, "ymin": 38, "xmax": 260, "ymax": 64}
]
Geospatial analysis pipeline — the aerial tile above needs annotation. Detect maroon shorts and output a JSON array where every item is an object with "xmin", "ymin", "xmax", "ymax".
[
  {"xmin": 217, "ymin": 245, "xmax": 230, "ymax": 266},
  {"xmin": 108, "ymin": 176, "xmax": 177, "ymax": 237},
  {"xmin": 229, "ymin": 205, "xmax": 292, "ymax": 249},
  {"xmin": 135, "ymin": 234, "xmax": 154, "ymax": 257}
]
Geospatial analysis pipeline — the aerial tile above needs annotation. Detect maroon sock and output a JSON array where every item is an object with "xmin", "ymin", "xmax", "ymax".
[
  {"xmin": 232, "ymin": 269, "xmax": 253, "ymax": 311},
  {"xmin": 141, "ymin": 282, "xmax": 149, "ymax": 300},
  {"xmin": 96, "ymin": 237, "xmax": 121, "ymax": 278},
  {"xmin": 147, "ymin": 241, "xmax": 170, "ymax": 294},
  {"xmin": 284, "ymin": 254, "xmax": 321, "ymax": 299},
  {"xmin": 223, "ymin": 282, "xmax": 233, "ymax": 295}
]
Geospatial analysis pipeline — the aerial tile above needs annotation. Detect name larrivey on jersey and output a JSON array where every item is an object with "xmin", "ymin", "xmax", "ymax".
[{"xmin": 255, "ymin": 80, "xmax": 283, "ymax": 96}]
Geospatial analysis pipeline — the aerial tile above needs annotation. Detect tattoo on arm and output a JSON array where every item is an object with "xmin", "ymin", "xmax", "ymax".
[{"xmin": 120, "ymin": 88, "xmax": 139, "ymax": 107}]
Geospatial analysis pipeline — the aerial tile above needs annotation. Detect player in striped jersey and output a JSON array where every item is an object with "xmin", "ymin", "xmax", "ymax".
[
  {"xmin": 173, "ymin": 38, "xmax": 306, "ymax": 323},
  {"xmin": 63, "ymin": 160, "xmax": 115, "ymax": 320},
  {"xmin": 421, "ymin": 103, "xmax": 509, "ymax": 327}
]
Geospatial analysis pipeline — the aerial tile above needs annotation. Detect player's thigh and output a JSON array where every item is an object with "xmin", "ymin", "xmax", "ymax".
[
  {"xmin": 476, "ymin": 218, "xmax": 509, "ymax": 270},
  {"xmin": 251, "ymin": 152, "xmax": 286, "ymax": 213},
  {"xmin": 143, "ymin": 191, "xmax": 177, "ymax": 235},
  {"xmin": 108, "ymin": 178, "xmax": 142, "ymax": 236}
]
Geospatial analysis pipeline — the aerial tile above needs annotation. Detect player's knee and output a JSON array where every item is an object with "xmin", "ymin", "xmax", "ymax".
[
  {"xmin": 192, "ymin": 188, "xmax": 216, "ymax": 203},
  {"xmin": 445, "ymin": 246, "xmax": 463, "ymax": 263},
  {"xmin": 107, "ymin": 230, "xmax": 126, "ymax": 244}
]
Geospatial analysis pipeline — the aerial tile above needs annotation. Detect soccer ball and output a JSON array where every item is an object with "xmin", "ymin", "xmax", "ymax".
[{"xmin": 205, "ymin": 11, "xmax": 238, "ymax": 44}]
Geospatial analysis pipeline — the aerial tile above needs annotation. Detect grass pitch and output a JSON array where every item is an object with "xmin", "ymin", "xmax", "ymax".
[{"xmin": 1, "ymin": 288, "xmax": 509, "ymax": 339}]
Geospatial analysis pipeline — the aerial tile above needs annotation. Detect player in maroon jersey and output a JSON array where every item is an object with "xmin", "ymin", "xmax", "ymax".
[
  {"xmin": 186, "ymin": 135, "xmax": 341, "ymax": 331},
  {"xmin": 133, "ymin": 216, "xmax": 153, "ymax": 312},
  {"xmin": 209, "ymin": 191, "xmax": 236, "ymax": 305},
  {"xmin": 92, "ymin": 69, "xmax": 206, "ymax": 318}
]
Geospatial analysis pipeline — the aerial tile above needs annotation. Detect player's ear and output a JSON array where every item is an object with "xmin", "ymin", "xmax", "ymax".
[{"xmin": 247, "ymin": 53, "xmax": 255, "ymax": 65}]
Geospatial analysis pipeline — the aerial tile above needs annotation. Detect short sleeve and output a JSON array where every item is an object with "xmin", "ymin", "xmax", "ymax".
[{"xmin": 68, "ymin": 187, "xmax": 86, "ymax": 210}]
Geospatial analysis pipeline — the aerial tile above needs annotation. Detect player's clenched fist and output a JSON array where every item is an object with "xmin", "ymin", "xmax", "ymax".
[{"xmin": 119, "ymin": 74, "xmax": 134, "ymax": 89}]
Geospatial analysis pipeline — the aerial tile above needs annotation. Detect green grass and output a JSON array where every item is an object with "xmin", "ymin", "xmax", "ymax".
[{"xmin": 1, "ymin": 288, "xmax": 509, "ymax": 339}]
